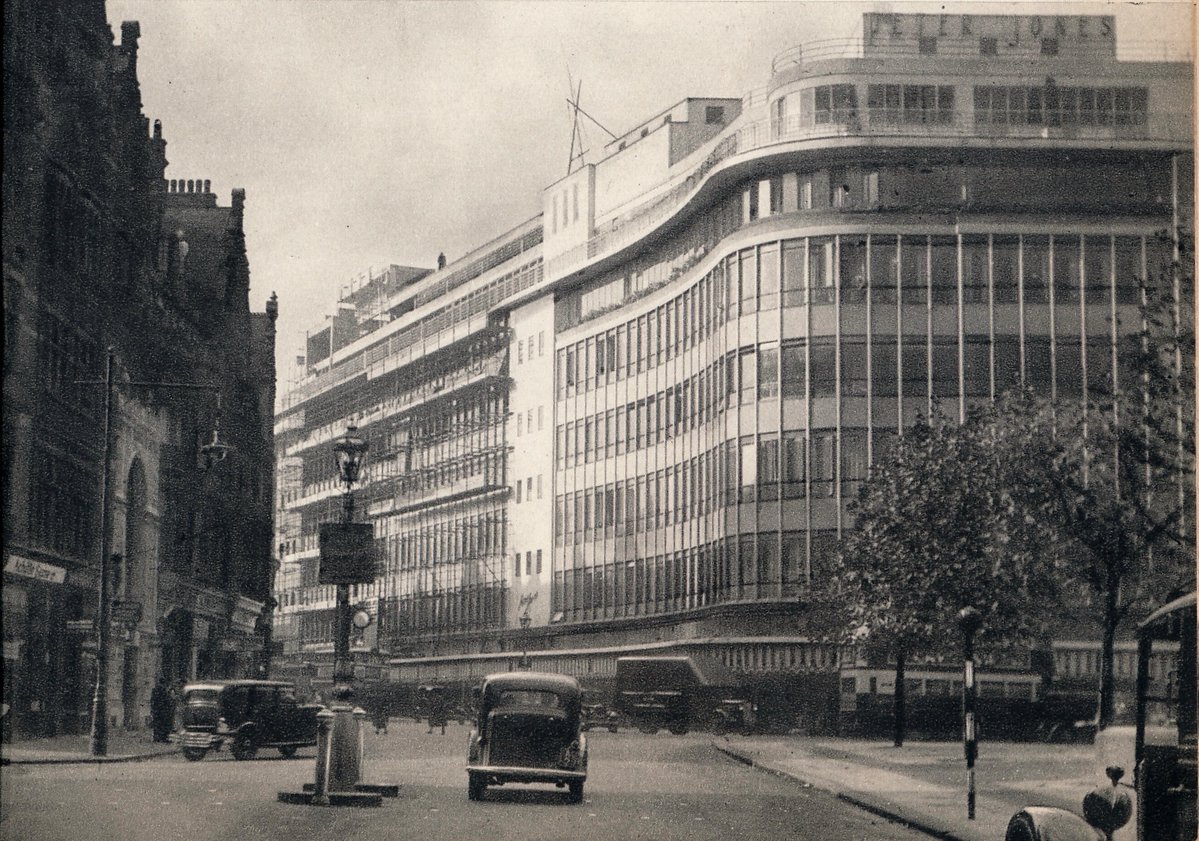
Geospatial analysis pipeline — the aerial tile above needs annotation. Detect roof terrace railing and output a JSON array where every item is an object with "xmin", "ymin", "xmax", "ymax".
[{"xmin": 771, "ymin": 36, "xmax": 1193, "ymax": 74}]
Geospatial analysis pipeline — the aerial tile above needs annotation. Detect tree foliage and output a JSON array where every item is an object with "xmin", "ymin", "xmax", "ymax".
[{"xmin": 1007, "ymin": 238, "xmax": 1195, "ymax": 725}]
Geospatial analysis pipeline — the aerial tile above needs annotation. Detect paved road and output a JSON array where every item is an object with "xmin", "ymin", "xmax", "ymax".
[{"xmin": 1, "ymin": 719, "xmax": 928, "ymax": 841}]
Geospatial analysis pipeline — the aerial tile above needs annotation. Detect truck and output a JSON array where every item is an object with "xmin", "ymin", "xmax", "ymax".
[{"xmin": 614, "ymin": 655, "xmax": 754, "ymax": 735}]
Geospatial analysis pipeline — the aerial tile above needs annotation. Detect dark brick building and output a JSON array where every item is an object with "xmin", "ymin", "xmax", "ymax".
[{"xmin": 2, "ymin": 1, "xmax": 277, "ymax": 740}]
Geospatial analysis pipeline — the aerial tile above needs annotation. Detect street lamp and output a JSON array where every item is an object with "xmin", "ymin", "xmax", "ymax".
[
  {"xmin": 331, "ymin": 425, "xmax": 368, "ymax": 696},
  {"xmin": 957, "ymin": 606, "xmax": 983, "ymax": 821},
  {"xmin": 519, "ymin": 612, "xmax": 532, "ymax": 670},
  {"xmin": 81, "ymin": 348, "xmax": 230, "ymax": 757}
]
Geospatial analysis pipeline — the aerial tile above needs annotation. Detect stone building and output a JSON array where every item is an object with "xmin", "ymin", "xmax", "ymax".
[{"xmin": 2, "ymin": 0, "xmax": 276, "ymax": 740}]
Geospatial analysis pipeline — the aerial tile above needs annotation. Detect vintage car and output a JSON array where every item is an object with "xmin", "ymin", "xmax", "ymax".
[
  {"xmin": 580, "ymin": 702, "xmax": 620, "ymax": 733},
  {"xmin": 179, "ymin": 680, "xmax": 323, "ymax": 761},
  {"xmin": 1006, "ymin": 592, "xmax": 1196, "ymax": 841},
  {"xmin": 466, "ymin": 672, "xmax": 588, "ymax": 802}
]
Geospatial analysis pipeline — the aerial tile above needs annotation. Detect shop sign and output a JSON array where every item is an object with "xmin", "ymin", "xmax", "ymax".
[
  {"xmin": 65, "ymin": 619, "xmax": 96, "ymax": 633},
  {"xmin": 4, "ymin": 554, "xmax": 66, "ymax": 585}
]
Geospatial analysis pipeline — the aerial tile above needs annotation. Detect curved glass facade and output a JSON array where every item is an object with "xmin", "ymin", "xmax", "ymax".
[{"xmin": 552, "ymin": 166, "xmax": 1173, "ymax": 623}]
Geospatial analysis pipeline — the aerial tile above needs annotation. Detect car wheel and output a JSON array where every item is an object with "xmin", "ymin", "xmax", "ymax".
[
  {"xmin": 568, "ymin": 780, "xmax": 584, "ymax": 803},
  {"xmin": 278, "ymin": 745, "xmax": 297, "ymax": 758},
  {"xmin": 230, "ymin": 736, "xmax": 258, "ymax": 761},
  {"xmin": 182, "ymin": 747, "xmax": 207, "ymax": 762},
  {"xmin": 467, "ymin": 772, "xmax": 486, "ymax": 801}
]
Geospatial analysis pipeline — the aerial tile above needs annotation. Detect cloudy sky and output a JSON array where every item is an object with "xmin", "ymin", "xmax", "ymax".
[{"xmin": 104, "ymin": 0, "xmax": 1194, "ymax": 381}]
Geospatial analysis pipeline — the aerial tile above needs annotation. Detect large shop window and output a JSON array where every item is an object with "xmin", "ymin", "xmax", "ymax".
[{"xmin": 974, "ymin": 85, "xmax": 1147, "ymax": 128}]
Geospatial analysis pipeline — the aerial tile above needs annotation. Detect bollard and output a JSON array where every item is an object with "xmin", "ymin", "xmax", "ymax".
[
  {"xmin": 328, "ymin": 705, "xmax": 362, "ymax": 791},
  {"xmin": 354, "ymin": 707, "xmax": 368, "ymax": 781},
  {"xmin": 312, "ymin": 708, "xmax": 336, "ymax": 806}
]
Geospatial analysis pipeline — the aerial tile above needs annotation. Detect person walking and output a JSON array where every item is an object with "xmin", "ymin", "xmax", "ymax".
[{"xmin": 150, "ymin": 678, "xmax": 174, "ymax": 743}]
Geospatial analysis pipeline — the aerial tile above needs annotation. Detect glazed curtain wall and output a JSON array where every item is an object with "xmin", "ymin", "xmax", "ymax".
[{"xmin": 552, "ymin": 229, "xmax": 1168, "ymax": 623}]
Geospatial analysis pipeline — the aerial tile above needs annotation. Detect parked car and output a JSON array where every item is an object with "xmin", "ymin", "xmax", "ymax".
[
  {"xmin": 1006, "ymin": 592, "xmax": 1196, "ymax": 841},
  {"xmin": 581, "ymin": 702, "xmax": 620, "ymax": 733},
  {"xmin": 179, "ymin": 680, "xmax": 324, "ymax": 761},
  {"xmin": 466, "ymin": 672, "xmax": 588, "ymax": 802}
]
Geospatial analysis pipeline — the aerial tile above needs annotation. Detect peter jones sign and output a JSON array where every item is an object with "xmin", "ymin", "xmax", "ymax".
[{"xmin": 5, "ymin": 554, "xmax": 67, "ymax": 585}]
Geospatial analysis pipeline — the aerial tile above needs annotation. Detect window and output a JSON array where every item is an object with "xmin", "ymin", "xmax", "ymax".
[
  {"xmin": 994, "ymin": 336, "xmax": 1021, "ymax": 395},
  {"xmin": 919, "ymin": 36, "xmax": 937, "ymax": 55},
  {"xmin": 783, "ymin": 432, "xmax": 806, "ymax": 498},
  {"xmin": 964, "ymin": 338, "xmax": 990, "ymax": 397},
  {"xmin": 706, "ymin": 106, "xmax": 725, "ymax": 125},
  {"xmin": 931, "ymin": 339, "xmax": 959, "ymax": 398},
  {"xmin": 842, "ymin": 340, "xmax": 867, "ymax": 396},
  {"xmin": 872, "ymin": 339, "xmax": 898, "ymax": 397},
  {"xmin": 810, "ymin": 433, "xmax": 835, "ymax": 498},
  {"xmin": 740, "ymin": 249, "xmax": 758, "ymax": 314},
  {"xmin": 517, "ymin": 338, "xmax": 524, "ymax": 364},
  {"xmin": 993, "ymin": 237, "xmax": 1019, "ymax": 303},
  {"xmin": 781, "ymin": 341, "xmax": 806, "ymax": 397},
  {"xmin": 901, "ymin": 236, "xmax": 928, "ymax": 304},
  {"xmin": 1053, "ymin": 235, "xmax": 1081, "ymax": 303},
  {"xmin": 868, "ymin": 85, "xmax": 955, "ymax": 125},
  {"xmin": 809, "ymin": 239, "xmax": 834, "ymax": 303},
  {"xmin": 840, "ymin": 429, "xmax": 868, "ymax": 495},
  {"xmin": 782, "ymin": 240, "xmax": 806, "ymax": 307},
  {"xmin": 1026, "ymin": 338, "xmax": 1052, "ymax": 394},
  {"xmin": 537, "ymin": 474, "xmax": 543, "ymax": 499},
  {"xmin": 979, "ymin": 37, "xmax": 998, "ymax": 55},
  {"xmin": 515, "ymin": 481, "xmax": 522, "ymax": 503},
  {"xmin": 840, "ymin": 239, "xmax": 867, "ymax": 303},
  {"xmin": 1114, "ymin": 236, "xmax": 1143, "ymax": 303},
  {"xmin": 962, "ymin": 237, "xmax": 988, "ymax": 304},
  {"xmin": 870, "ymin": 236, "xmax": 898, "ymax": 304},
  {"xmin": 930, "ymin": 237, "xmax": 957, "ymax": 304},
  {"xmin": 739, "ymin": 348, "xmax": 757, "ymax": 403},
  {"xmin": 814, "ymin": 84, "xmax": 858, "ymax": 125},
  {"xmin": 1084, "ymin": 235, "xmax": 1113, "ymax": 304},
  {"xmin": 758, "ymin": 435, "xmax": 780, "ymax": 494},
  {"xmin": 517, "ymin": 414, "xmax": 523, "ymax": 437},
  {"xmin": 902, "ymin": 338, "xmax": 928, "ymax": 401},
  {"xmin": 758, "ymin": 344, "xmax": 779, "ymax": 398},
  {"xmin": 759, "ymin": 244, "xmax": 779, "ymax": 310},
  {"xmin": 1023, "ymin": 236, "xmax": 1050, "ymax": 304},
  {"xmin": 810, "ymin": 341, "xmax": 836, "ymax": 398},
  {"xmin": 1057, "ymin": 339, "xmax": 1083, "ymax": 397},
  {"xmin": 1041, "ymin": 38, "xmax": 1059, "ymax": 56}
]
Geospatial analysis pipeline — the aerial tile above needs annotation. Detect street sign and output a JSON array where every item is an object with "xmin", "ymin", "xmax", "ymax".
[
  {"xmin": 65, "ymin": 619, "xmax": 95, "ymax": 633},
  {"xmin": 110, "ymin": 600, "xmax": 143, "ymax": 626},
  {"xmin": 319, "ymin": 523, "xmax": 378, "ymax": 584}
]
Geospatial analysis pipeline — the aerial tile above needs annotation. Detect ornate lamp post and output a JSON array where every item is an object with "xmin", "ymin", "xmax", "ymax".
[
  {"xmin": 957, "ymin": 606, "xmax": 983, "ymax": 821},
  {"xmin": 331, "ymin": 426, "xmax": 368, "ymax": 696}
]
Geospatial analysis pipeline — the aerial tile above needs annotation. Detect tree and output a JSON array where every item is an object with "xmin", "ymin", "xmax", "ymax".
[
  {"xmin": 834, "ymin": 411, "xmax": 1058, "ymax": 746},
  {"xmin": 1011, "ymin": 243, "xmax": 1195, "ymax": 727}
]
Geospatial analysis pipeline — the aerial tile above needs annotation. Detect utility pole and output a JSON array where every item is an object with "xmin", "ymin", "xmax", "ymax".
[{"xmin": 89, "ymin": 348, "xmax": 116, "ymax": 757}]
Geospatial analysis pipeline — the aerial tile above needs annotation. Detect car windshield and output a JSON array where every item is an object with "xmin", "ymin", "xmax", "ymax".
[
  {"xmin": 186, "ymin": 689, "xmax": 220, "ymax": 706},
  {"xmin": 496, "ymin": 690, "xmax": 564, "ymax": 709}
]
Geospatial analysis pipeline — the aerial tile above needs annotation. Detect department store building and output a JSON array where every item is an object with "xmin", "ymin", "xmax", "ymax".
[{"xmin": 272, "ymin": 13, "xmax": 1193, "ymax": 712}]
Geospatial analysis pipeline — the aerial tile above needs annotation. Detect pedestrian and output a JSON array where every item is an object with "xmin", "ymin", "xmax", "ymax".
[
  {"xmin": 150, "ymin": 678, "xmax": 174, "ymax": 743},
  {"xmin": 372, "ymin": 704, "xmax": 388, "ymax": 735},
  {"xmin": 427, "ymin": 690, "xmax": 448, "ymax": 736}
]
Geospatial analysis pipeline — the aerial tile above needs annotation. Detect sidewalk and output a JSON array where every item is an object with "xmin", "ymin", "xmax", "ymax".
[
  {"xmin": 1, "ymin": 731, "xmax": 179, "ymax": 765},
  {"xmin": 712, "ymin": 735, "xmax": 1136, "ymax": 841}
]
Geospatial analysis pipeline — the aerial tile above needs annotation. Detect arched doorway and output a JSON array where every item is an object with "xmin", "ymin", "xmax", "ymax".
[{"xmin": 121, "ymin": 458, "xmax": 146, "ymax": 729}]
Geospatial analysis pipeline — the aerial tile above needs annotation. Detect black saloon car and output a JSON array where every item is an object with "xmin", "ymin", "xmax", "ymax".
[
  {"xmin": 466, "ymin": 672, "xmax": 588, "ymax": 802},
  {"xmin": 179, "ymin": 680, "xmax": 323, "ymax": 761}
]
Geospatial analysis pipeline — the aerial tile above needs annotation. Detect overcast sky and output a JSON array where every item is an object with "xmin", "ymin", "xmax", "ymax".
[{"xmin": 104, "ymin": 0, "xmax": 1194, "ymax": 381}]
